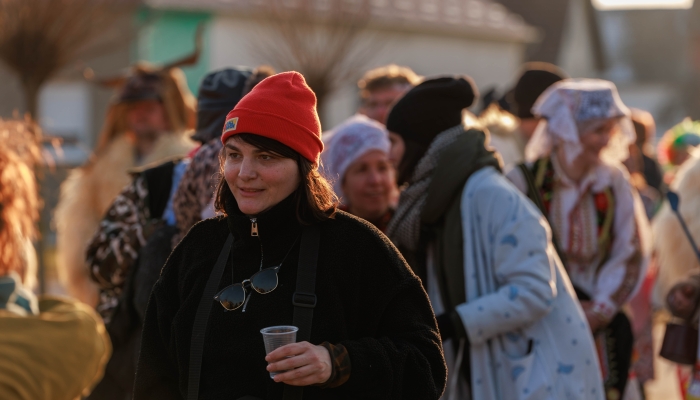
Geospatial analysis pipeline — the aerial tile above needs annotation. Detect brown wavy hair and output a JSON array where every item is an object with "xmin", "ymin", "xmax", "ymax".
[
  {"xmin": 0, "ymin": 119, "xmax": 40, "ymax": 278},
  {"xmin": 215, "ymin": 134, "xmax": 338, "ymax": 224}
]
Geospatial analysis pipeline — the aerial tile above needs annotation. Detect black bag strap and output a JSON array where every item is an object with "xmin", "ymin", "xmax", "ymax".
[
  {"xmin": 283, "ymin": 224, "xmax": 321, "ymax": 400},
  {"xmin": 518, "ymin": 163, "xmax": 547, "ymax": 216},
  {"xmin": 187, "ymin": 234, "xmax": 233, "ymax": 400}
]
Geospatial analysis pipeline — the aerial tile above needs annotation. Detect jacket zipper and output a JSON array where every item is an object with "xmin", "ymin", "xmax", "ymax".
[
  {"xmin": 243, "ymin": 217, "xmax": 263, "ymax": 312},
  {"xmin": 250, "ymin": 218, "xmax": 259, "ymax": 236}
]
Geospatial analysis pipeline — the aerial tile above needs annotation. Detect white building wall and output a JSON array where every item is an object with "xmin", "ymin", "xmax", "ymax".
[
  {"xmin": 39, "ymin": 81, "xmax": 93, "ymax": 166},
  {"xmin": 209, "ymin": 15, "xmax": 526, "ymax": 128}
]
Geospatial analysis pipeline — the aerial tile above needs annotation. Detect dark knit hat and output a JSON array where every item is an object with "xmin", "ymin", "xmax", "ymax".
[
  {"xmin": 192, "ymin": 68, "xmax": 253, "ymax": 143},
  {"xmin": 221, "ymin": 71, "xmax": 323, "ymax": 163},
  {"xmin": 386, "ymin": 76, "xmax": 478, "ymax": 147},
  {"xmin": 512, "ymin": 62, "xmax": 567, "ymax": 119}
]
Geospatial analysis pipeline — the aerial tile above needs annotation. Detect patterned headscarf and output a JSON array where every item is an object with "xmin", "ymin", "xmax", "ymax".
[
  {"xmin": 525, "ymin": 79, "xmax": 635, "ymax": 165},
  {"xmin": 321, "ymin": 115, "xmax": 390, "ymax": 201}
]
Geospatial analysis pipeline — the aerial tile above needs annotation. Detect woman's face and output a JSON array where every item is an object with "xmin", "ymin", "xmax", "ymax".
[
  {"xmin": 577, "ymin": 118, "xmax": 617, "ymax": 165},
  {"xmin": 224, "ymin": 136, "xmax": 301, "ymax": 215},
  {"xmin": 341, "ymin": 150, "xmax": 396, "ymax": 220},
  {"xmin": 388, "ymin": 132, "xmax": 405, "ymax": 168}
]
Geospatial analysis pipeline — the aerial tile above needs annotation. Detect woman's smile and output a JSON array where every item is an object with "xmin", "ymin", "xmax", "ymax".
[
  {"xmin": 237, "ymin": 187, "xmax": 265, "ymax": 196},
  {"xmin": 224, "ymin": 136, "xmax": 301, "ymax": 215}
]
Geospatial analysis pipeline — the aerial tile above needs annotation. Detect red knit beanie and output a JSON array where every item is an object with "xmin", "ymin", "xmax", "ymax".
[{"xmin": 220, "ymin": 71, "xmax": 323, "ymax": 162}]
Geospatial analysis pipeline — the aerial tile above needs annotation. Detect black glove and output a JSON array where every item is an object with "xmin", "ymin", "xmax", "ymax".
[{"xmin": 436, "ymin": 311, "xmax": 469, "ymax": 343}]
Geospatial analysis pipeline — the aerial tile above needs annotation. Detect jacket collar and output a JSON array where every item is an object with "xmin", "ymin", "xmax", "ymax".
[{"xmin": 224, "ymin": 192, "xmax": 302, "ymax": 263}]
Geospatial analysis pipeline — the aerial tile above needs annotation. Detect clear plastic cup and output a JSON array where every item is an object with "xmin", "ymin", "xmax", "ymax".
[{"xmin": 260, "ymin": 325, "xmax": 298, "ymax": 378}]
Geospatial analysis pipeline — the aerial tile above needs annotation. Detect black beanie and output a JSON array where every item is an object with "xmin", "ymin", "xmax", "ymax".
[
  {"xmin": 192, "ymin": 67, "xmax": 253, "ymax": 143},
  {"xmin": 386, "ymin": 76, "xmax": 478, "ymax": 147},
  {"xmin": 512, "ymin": 62, "xmax": 567, "ymax": 119}
]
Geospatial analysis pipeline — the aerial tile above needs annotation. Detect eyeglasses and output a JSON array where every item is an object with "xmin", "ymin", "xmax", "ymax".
[
  {"xmin": 214, "ymin": 265, "xmax": 280, "ymax": 312},
  {"xmin": 214, "ymin": 235, "xmax": 299, "ymax": 312}
]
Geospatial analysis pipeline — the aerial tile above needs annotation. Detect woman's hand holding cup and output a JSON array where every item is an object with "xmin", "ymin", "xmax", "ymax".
[{"xmin": 265, "ymin": 342, "xmax": 332, "ymax": 386}]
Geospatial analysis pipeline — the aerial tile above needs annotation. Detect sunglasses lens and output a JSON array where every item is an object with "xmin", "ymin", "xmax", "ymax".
[
  {"xmin": 251, "ymin": 268, "xmax": 278, "ymax": 294},
  {"xmin": 214, "ymin": 284, "xmax": 246, "ymax": 311}
]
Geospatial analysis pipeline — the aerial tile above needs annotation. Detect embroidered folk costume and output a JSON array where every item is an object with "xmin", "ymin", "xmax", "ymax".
[{"xmin": 508, "ymin": 79, "xmax": 652, "ymax": 400}]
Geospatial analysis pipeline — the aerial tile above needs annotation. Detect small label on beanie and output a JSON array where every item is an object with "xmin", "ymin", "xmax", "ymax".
[{"xmin": 223, "ymin": 117, "xmax": 239, "ymax": 134}]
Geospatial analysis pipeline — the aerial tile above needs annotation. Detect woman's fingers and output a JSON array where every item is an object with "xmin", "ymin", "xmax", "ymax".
[
  {"xmin": 265, "ymin": 342, "xmax": 332, "ymax": 386},
  {"xmin": 272, "ymin": 364, "xmax": 318, "ymax": 385},
  {"xmin": 266, "ymin": 342, "xmax": 311, "ymax": 363},
  {"xmin": 268, "ymin": 352, "xmax": 312, "ymax": 372}
]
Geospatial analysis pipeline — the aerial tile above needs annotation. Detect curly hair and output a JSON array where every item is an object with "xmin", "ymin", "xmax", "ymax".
[{"xmin": 0, "ymin": 119, "xmax": 41, "ymax": 278}]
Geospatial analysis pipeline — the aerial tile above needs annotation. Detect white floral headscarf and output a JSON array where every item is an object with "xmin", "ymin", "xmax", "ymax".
[
  {"xmin": 321, "ymin": 114, "xmax": 390, "ymax": 201},
  {"xmin": 525, "ymin": 79, "xmax": 635, "ymax": 165}
]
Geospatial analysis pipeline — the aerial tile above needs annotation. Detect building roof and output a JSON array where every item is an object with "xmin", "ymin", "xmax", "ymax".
[
  {"xmin": 493, "ymin": 0, "xmax": 604, "ymax": 68},
  {"xmin": 492, "ymin": 0, "xmax": 570, "ymax": 62},
  {"xmin": 147, "ymin": 0, "xmax": 538, "ymax": 43}
]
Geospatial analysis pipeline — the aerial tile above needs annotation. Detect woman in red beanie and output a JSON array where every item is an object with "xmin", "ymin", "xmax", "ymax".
[{"xmin": 134, "ymin": 71, "xmax": 446, "ymax": 400}]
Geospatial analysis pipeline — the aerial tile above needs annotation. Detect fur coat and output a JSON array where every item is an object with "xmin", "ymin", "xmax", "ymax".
[
  {"xmin": 478, "ymin": 104, "xmax": 525, "ymax": 169},
  {"xmin": 653, "ymin": 154, "xmax": 700, "ymax": 308},
  {"xmin": 55, "ymin": 133, "xmax": 195, "ymax": 306}
]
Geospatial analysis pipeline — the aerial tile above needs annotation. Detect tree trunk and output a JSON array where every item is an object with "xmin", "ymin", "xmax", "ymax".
[
  {"xmin": 22, "ymin": 80, "xmax": 41, "ymax": 124},
  {"xmin": 21, "ymin": 79, "xmax": 46, "ymax": 293},
  {"xmin": 316, "ymin": 93, "xmax": 327, "ymax": 126}
]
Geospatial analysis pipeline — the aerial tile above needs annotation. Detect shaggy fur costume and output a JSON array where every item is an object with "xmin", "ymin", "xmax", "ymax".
[
  {"xmin": 55, "ymin": 133, "xmax": 195, "ymax": 306},
  {"xmin": 478, "ymin": 104, "xmax": 524, "ymax": 168},
  {"xmin": 653, "ymin": 154, "xmax": 700, "ymax": 308}
]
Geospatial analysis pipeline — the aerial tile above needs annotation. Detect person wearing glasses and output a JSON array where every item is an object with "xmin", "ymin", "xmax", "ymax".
[
  {"xmin": 133, "ymin": 72, "xmax": 446, "ymax": 399},
  {"xmin": 356, "ymin": 64, "xmax": 421, "ymax": 125}
]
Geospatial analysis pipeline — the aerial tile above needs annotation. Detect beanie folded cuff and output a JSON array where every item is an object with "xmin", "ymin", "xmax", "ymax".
[{"xmin": 221, "ymin": 108, "xmax": 323, "ymax": 163}]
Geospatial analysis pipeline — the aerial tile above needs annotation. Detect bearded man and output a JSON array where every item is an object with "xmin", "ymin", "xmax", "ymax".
[{"xmin": 55, "ymin": 63, "xmax": 197, "ymax": 306}]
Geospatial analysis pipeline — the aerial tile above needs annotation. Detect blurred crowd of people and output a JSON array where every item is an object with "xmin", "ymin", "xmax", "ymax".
[{"xmin": 5, "ymin": 45, "xmax": 700, "ymax": 400}]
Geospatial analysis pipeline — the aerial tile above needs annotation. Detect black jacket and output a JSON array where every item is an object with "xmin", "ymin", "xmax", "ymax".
[{"xmin": 133, "ymin": 195, "xmax": 446, "ymax": 399}]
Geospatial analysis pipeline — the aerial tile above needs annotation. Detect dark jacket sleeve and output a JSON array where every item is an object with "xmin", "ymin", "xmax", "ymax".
[
  {"xmin": 323, "ymin": 219, "xmax": 446, "ymax": 399},
  {"xmin": 133, "ymin": 245, "xmax": 183, "ymax": 399},
  {"xmin": 336, "ymin": 276, "xmax": 446, "ymax": 399}
]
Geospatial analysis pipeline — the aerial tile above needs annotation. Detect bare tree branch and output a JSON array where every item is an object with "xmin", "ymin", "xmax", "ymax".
[
  {"xmin": 252, "ymin": 0, "xmax": 384, "ymax": 118},
  {"xmin": 0, "ymin": 0, "xmax": 141, "ymax": 122}
]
